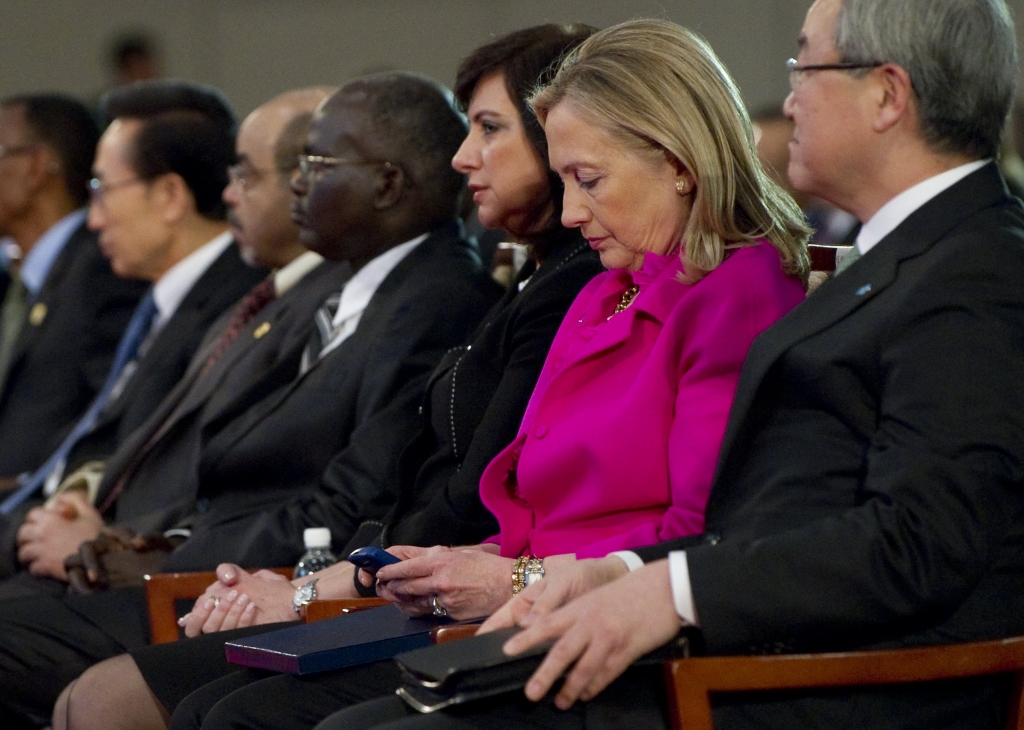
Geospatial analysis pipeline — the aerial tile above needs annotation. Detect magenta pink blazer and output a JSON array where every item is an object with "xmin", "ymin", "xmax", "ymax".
[{"xmin": 479, "ymin": 241, "xmax": 805, "ymax": 559}]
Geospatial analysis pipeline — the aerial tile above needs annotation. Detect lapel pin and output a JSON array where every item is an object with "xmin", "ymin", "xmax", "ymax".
[
  {"xmin": 253, "ymin": 322, "xmax": 271, "ymax": 339},
  {"xmin": 855, "ymin": 284, "xmax": 872, "ymax": 297},
  {"xmin": 28, "ymin": 303, "xmax": 47, "ymax": 326}
]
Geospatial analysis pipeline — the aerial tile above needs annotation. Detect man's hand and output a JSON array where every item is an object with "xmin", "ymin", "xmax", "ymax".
[
  {"xmin": 479, "ymin": 555, "xmax": 629, "ymax": 634},
  {"xmin": 375, "ymin": 545, "xmax": 515, "ymax": 620},
  {"xmin": 16, "ymin": 492, "xmax": 103, "ymax": 580},
  {"xmin": 64, "ymin": 528, "xmax": 176, "ymax": 594},
  {"xmin": 500, "ymin": 559, "xmax": 681, "ymax": 710},
  {"xmin": 180, "ymin": 564, "xmax": 298, "ymax": 637}
]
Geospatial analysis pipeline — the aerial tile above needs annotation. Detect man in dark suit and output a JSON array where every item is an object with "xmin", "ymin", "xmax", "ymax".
[
  {"xmin": 0, "ymin": 95, "xmax": 148, "ymax": 481},
  {"xmin": 2, "ymin": 81, "xmax": 265, "ymax": 585},
  {"xmin": 379, "ymin": 1, "xmax": 1024, "ymax": 730},
  {"xmin": 58, "ymin": 86, "xmax": 347, "ymax": 589},
  {"xmin": 0, "ymin": 72, "xmax": 500, "ymax": 728}
]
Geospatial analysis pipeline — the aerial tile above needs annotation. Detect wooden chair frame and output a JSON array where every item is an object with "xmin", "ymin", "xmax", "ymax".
[{"xmin": 664, "ymin": 636, "xmax": 1024, "ymax": 730}]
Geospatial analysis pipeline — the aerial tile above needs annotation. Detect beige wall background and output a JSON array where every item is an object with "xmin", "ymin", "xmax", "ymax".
[{"xmin": 2, "ymin": 0, "xmax": 1022, "ymax": 118}]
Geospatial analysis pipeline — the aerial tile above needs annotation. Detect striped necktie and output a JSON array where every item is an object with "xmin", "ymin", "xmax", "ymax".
[
  {"xmin": 0, "ymin": 291, "xmax": 158, "ymax": 514},
  {"xmin": 300, "ymin": 292, "xmax": 341, "ymax": 374}
]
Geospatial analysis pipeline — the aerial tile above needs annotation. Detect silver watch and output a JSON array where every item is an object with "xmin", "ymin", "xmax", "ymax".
[{"xmin": 292, "ymin": 578, "xmax": 319, "ymax": 614}]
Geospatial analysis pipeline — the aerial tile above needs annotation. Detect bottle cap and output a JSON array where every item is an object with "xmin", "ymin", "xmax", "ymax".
[{"xmin": 303, "ymin": 527, "xmax": 332, "ymax": 549}]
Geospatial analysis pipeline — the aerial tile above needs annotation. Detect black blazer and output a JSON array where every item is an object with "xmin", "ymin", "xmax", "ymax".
[
  {"xmin": 343, "ymin": 232, "xmax": 603, "ymax": 553},
  {"xmin": 63, "ymin": 242, "xmax": 266, "ymax": 473},
  {"xmin": 118, "ymin": 223, "xmax": 502, "ymax": 571},
  {"xmin": 0, "ymin": 222, "xmax": 148, "ymax": 476},
  {"xmin": 95, "ymin": 259, "xmax": 350, "ymax": 515},
  {"xmin": 632, "ymin": 165, "xmax": 1024, "ymax": 727}
]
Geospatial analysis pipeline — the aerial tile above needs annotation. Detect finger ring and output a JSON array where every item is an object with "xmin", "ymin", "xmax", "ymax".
[
  {"xmin": 210, "ymin": 596, "xmax": 221, "ymax": 608},
  {"xmin": 431, "ymin": 596, "xmax": 448, "ymax": 618}
]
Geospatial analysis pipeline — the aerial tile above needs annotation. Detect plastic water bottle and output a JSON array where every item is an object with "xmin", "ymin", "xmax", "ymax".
[{"xmin": 293, "ymin": 527, "xmax": 338, "ymax": 578}]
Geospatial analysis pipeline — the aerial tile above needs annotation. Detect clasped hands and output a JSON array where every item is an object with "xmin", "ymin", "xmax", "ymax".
[{"xmin": 15, "ymin": 491, "xmax": 103, "ymax": 580}]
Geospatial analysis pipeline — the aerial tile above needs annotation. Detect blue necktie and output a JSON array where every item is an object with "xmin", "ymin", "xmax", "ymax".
[{"xmin": 0, "ymin": 291, "xmax": 159, "ymax": 514}]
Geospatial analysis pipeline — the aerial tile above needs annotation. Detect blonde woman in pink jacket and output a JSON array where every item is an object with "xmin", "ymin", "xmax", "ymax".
[{"xmin": 375, "ymin": 20, "xmax": 810, "ymax": 620}]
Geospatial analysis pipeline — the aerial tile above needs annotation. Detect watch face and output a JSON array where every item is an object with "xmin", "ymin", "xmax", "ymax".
[{"xmin": 293, "ymin": 580, "xmax": 317, "ymax": 608}]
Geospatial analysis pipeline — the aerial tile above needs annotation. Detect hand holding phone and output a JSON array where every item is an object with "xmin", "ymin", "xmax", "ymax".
[{"xmin": 347, "ymin": 546, "xmax": 401, "ymax": 572}]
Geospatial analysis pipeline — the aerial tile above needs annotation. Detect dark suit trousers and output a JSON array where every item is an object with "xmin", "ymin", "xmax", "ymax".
[{"xmin": 0, "ymin": 582, "xmax": 149, "ymax": 727}]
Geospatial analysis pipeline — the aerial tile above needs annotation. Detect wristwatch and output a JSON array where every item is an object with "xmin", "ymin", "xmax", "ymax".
[{"xmin": 292, "ymin": 578, "xmax": 320, "ymax": 615}]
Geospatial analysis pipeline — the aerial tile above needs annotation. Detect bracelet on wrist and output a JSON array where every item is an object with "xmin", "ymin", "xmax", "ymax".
[{"xmin": 512, "ymin": 555, "xmax": 544, "ymax": 594}]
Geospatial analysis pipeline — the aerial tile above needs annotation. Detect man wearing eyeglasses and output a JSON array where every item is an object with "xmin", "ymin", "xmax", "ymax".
[
  {"xmin": 0, "ymin": 82, "xmax": 265, "ymax": 588},
  {"xmin": 0, "ymin": 73, "xmax": 500, "ymax": 728},
  {"xmin": 387, "ymin": 2, "xmax": 1024, "ymax": 730},
  {"xmin": 0, "ymin": 95, "xmax": 148, "ymax": 491}
]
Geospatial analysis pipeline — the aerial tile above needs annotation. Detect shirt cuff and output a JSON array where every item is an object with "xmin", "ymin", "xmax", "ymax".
[
  {"xmin": 668, "ymin": 550, "xmax": 699, "ymax": 626},
  {"xmin": 608, "ymin": 550, "xmax": 644, "ymax": 572}
]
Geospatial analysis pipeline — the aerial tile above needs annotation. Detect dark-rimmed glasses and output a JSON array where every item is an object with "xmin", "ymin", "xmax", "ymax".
[
  {"xmin": 787, "ymin": 58, "xmax": 885, "ymax": 91},
  {"xmin": 297, "ymin": 154, "xmax": 393, "ymax": 180}
]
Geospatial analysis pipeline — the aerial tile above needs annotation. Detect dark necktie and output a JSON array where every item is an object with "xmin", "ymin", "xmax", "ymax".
[
  {"xmin": 300, "ymin": 292, "xmax": 341, "ymax": 373},
  {"xmin": 0, "ymin": 291, "xmax": 159, "ymax": 514},
  {"xmin": 0, "ymin": 277, "xmax": 28, "ymax": 390},
  {"xmin": 98, "ymin": 277, "xmax": 278, "ymax": 514},
  {"xmin": 198, "ymin": 276, "xmax": 277, "ymax": 379}
]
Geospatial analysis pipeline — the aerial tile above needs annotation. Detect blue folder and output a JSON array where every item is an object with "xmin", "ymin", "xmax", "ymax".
[{"xmin": 224, "ymin": 604, "xmax": 451, "ymax": 675}]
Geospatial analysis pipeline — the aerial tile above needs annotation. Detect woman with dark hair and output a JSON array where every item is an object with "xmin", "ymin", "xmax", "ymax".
[{"xmin": 52, "ymin": 24, "xmax": 603, "ymax": 730}]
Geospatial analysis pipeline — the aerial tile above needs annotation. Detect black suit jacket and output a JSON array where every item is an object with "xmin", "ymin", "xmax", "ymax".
[
  {"xmin": 632, "ymin": 164, "xmax": 1024, "ymax": 728},
  {"xmin": 95, "ymin": 259, "xmax": 349, "ymax": 516},
  {"xmin": 347, "ymin": 232, "xmax": 602, "ymax": 553},
  {"xmin": 0, "ymin": 223, "xmax": 148, "ymax": 475},
  {"xmin": 113, "ymin": 223, "xmax": 501, "ymax": 572},
  {"xmin": 63, "ymin": 242, "xmax": 266, "ymax": 473}
]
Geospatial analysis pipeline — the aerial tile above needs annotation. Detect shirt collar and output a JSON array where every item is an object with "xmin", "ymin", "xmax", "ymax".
[
  {"xmin": 331, "ymin": 233, "xmax": 427, "ymax": 328},
  {"xmin": 20, "ymin": 208, "xmax": 88, "ymax": 296},
  {"xmin": 855, "ymin": 159, "xmax": 990, "ymax": 255},
  {"xmin": 151, "ymin": 231, "xmax": 233, "ymax": 329},
  {"xmin": 273, "ymin": 250, "xmax": 324, "ymax": 296}
]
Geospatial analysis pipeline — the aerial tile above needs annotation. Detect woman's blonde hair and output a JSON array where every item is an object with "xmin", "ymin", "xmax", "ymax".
[{"xmin": 530, "ymin": 19, "xmax": 810, "ymax": 281}]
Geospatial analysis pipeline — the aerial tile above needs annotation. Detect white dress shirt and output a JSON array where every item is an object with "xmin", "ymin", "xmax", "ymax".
[
  {"xmin": 273, "ymin": 250, "xmax": 323, "ymax": 297},
  {"xmin": 150, "ymin": 231, "xmax": 234, "ymax": 331},
  {"xmin": 316, "ymin": 234, "xmax": 426, "ymax": 360},
  {"xmin": 611, "ymin": 159, "xmax": 994, "ymax": 627}
]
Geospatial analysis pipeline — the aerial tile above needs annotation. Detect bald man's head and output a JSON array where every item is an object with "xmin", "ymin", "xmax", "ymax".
[{"xmin": 225, "ymin": 87, "xmax": 334, "ymax": 268}]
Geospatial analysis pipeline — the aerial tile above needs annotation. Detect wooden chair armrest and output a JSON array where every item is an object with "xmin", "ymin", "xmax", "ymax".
[
  {"xmin": 144, "ymin": 567, "xmax": 293, "ymax": 644},
  {"xmin": 431, "ymin": 624, "xmax": 481, "ymax": 644},
  {"xmin": 664, "ymin": 636, "xmax": 1024, "ymax": 730},
  {"xmin": 303, "ymin": 597, "xmax": 390, "ymax": 623}
]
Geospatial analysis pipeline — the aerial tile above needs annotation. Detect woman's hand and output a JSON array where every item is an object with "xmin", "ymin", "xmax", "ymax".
[
  {"xmin": 180, "ymin": 564, "xmax": 297, "ymax": 637},
  {"xmin": 479, "ymin": 554, "xmax": 628, "ymax": 633},
  {"xmin": 375, "ymin": 545, "xmax": 514, "ymax": 620},
  {"xmin": 500, "ymin": 559, "xmax": 681, "ymax": 710}
]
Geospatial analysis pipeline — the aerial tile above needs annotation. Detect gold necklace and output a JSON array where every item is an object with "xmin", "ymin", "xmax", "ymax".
[{"xmin": 608, "ymin": 284, "xmax": 640, "ymax": 320}]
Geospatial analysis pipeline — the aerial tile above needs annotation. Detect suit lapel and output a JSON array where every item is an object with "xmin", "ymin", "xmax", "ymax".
[
  {"xmin": 717, "ymin": 163, "xmax": 1010, "ymax": 469},
  {"xmin": 199, "ymin": 226, "xmax": 463, "ymax": 474}
]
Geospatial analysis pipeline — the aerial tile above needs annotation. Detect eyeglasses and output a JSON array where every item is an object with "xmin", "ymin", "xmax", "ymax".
[
  {"xmin": 87, "ymin": 176, "xmax": 145, "ymax": 204},
  {"xmin": 296, "ymin": 154, "xmax": 393, "ymax": 180},
  {"xmin": 786, "ymin": 58, "xmax": 884, "ymax": 91},
  {"xmin": 227, "ymin": 163, "xmax": 280, "ymax": 193},
  {"xmin": 0, "ymin": 144, "xmax": 36, "ymax": 161}
]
